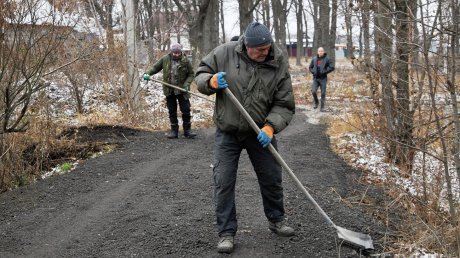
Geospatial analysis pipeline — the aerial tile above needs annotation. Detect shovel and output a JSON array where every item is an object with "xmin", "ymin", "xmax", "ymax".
[
  {"xmin": 223, "ymin": 87, "xmax": 374, "ymax": 250},
  {"xmin": 147, "ymin": 78, "xmax": 215, "ymax": 103}
]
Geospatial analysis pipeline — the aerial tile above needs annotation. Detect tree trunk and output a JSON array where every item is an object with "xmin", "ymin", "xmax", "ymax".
[
  {"xmin": 319, "ymin": 0, "xmax": 330, "ymax": 50},
  {"xmin": 124, "ymin": 0, "xmax": 140, "ymax": 111},
  {"xmin": 448, "ymin": 0, "xmax": 460, "ymax": 252},
  {"xmin": 362, "ymin": 0, "xmax": 370, "ymax": 59},
  {"xmin": 295, "ymin": 0, "xmax": 303, "ymax": 66},
  {"xmin": 329, "ymin": 0, "xmax": 337, "ymax": 64},
  {"xmin": 344, "ymin": 0, "xmax": 354, "ymax": 59},
  {"xmin": 106, "ymin": 1, "xmax": 115, "ymax": 51},
  {"xmin": 63, "ymin": 71, "xmax": 84, "ymax": 114},
  {"xmin": 262, "ymin": 0, "xmax": 271, "ymax": 29},
  {"xmin": 311, "ymin": 0, "xmax": 320, "ymax": 52},
  {"xmin": 174, "ymin": 0, "xmax": 218, "ymax": 67},
  {"xmin": 271, "ymin": 0, "xmax": 288, "ymax": 55},
  {"xmin": 358, "ymin": 18, "xmax": 363, "ymax": 58},
  {"xmin": 311, "ymin": 0, "xmax": 331, "ymax": 53},
  {"xmin": 375, "ymin": 0, "xmax": 396, "ymax": 160},
  {"xmin": 201, "ymin": 0, "xmax": 219, "ymax": 61},
  {"xmin": 88, "ymin": 0, "xmax": 116, "ymax": 51},
  {"xmin": 239, "ymin": 0, "xmax": 253, "ymax": 35},
  {"xmin": 163, "ymin": 0, "xmax": 171, "ymax": 48},
  {"xmin": 302, "ymin": 8, "xmax": 309, "ymax": 60},
  {"xmin": 142, "ymin": 0, "xmax": 155, "ymax": 63},
  {"xmin": 449, "ymin": 0, "xmax": 460, "ymax": 189},
  {"xmin": 220, "ymin": 0, "xmax": 226, "ymax": 42},
  {"xmin": 422, "ymin": 36, "xmax": 459, "ymax": 256},
  {"xmin": 154, "ymin": 0, "xmax": 163, "ymax": 51},
  {"xmin": 394, "ymin": 0, "xmax": 416, "ymax": 173},
  {"xmin": 361, "ymin": 0, "xmax": 378, "ymax": 107}
]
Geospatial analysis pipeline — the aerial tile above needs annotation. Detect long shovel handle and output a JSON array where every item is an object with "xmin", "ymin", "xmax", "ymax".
[
  {"xmin": 223, "ymin": 87, "xmax": 336, "ymax": 228},
  {"xmin": 149, "ymin": 78, "xmax": 215, "ymax": 103}
]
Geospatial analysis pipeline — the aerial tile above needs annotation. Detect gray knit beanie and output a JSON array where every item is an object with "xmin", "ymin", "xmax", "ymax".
[
  {"xmin": 171, "ymin": 43, "xmax": 182, "ymax": 53},
  {"xmin": 244, "ymin": 22, "xmax": 272, "ymax": 48}
]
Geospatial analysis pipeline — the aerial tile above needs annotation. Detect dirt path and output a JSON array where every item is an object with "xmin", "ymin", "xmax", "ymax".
[{"xmin": 0, "ymin": 109, "xmax": 383, "ymax": 257}]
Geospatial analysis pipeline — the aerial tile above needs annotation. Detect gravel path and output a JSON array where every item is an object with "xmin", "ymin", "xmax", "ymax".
[{"xmin": 0, "ymin": 109, "xmax": 383, "ymax": 257}]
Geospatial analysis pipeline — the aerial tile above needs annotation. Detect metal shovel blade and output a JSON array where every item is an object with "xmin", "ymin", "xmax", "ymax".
[{"xmin": 336, "ymin": 226, "xmax": 374, "ymax": 250}]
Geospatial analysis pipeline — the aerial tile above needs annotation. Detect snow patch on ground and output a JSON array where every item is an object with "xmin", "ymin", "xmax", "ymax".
[
  {"xmin": 39, "ymin": 70, "xmax": 214, "ymax": 178},
  {"xmin": 41, "ymin": 162, "xmax": 78, "ymax": 179},
  {"xmin": 329, "ymin": 120, "xmax": 459, "ymax": 210},
  {"xmin": 43, "ymin": 71, "xmax": 213, "ymax": 128}
]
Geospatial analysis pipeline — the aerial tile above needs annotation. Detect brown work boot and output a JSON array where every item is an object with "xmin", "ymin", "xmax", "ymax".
[
  {"xmin": 217, "ymin": 236, "xmax": 234, "ymax": 253},
  {"xmin": 269, "ymin": 221, "xmax": 295, "ymax": 237}
]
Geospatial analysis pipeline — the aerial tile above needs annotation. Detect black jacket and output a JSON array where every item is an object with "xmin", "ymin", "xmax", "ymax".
[{"xmin": 309, "ymin": 54, "xmax": 334, "ymax": 79}]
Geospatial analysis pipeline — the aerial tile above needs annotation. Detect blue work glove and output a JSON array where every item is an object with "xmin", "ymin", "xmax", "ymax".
[
  {"xmin": 143, "ymin": 74, "xmax": 151, "ymax": 81},
  {"xmin": 257, "ymin": 125, "xmax": 274, "ymax": 148},
  {"xmin": 210, "ymin": 72, "xmax": 228, "ymax": 89}
]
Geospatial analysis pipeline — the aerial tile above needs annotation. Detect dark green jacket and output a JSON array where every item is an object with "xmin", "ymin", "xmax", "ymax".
[
  {"xmin": 195, "ymin": 38, "xmax": 295, "ymax": 135},
  {"xmin": 146, "ymin": 53, "xmax": 194, "ymax": 98}
]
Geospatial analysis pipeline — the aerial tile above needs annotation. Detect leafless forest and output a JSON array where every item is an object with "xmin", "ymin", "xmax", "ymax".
[{"xmin": 1, "ymin": 0, "xmax": 459, "ymax": 256}]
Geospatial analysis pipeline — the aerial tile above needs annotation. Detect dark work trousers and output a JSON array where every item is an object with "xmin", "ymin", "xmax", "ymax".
[
  {"xmin": 311, "ymin": 77, "xmax": 327, "ymax": 108},
  {"xmin": 213, "ymin": 128, "xmax": 285, "ymax": 237},
  {"xmin": 165, "ymin": 94, "xmax": 191, "ymax": 126}
]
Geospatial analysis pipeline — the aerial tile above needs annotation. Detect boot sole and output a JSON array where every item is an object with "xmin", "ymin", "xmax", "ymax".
[
  {"xmin": 217, "ymin": 244, "xmax": 234, "ymax": 253},
  {"xmin": 269, "ymin": 228, "xmax": 295, "ymax": 237}
]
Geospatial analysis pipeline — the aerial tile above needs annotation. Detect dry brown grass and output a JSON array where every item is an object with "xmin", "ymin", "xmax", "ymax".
[
  {"xmin": 0, "ymin": 112, "xmax": 62, "ymax": 191},
  {"xmin": 0, "ymin": 42, "xmax": 217, "ymax": 192},
  {"xmin": 319, "ymin": 60, "xmax": 460, "ymax": 256}
]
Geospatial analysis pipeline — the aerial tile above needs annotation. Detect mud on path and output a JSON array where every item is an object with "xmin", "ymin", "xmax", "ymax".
[{"xmin": 0, "ymin": 110, "xmax": 384, "ymax": 257}]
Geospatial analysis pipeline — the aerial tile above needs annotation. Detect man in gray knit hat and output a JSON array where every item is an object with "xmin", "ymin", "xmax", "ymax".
[
  {"xmin": 195, "ymin": 21, "xmax": 295, "ymax": 253},
  {"xmin": 143, "ymin": 43, "xmax": 196, "ymax": 139}
]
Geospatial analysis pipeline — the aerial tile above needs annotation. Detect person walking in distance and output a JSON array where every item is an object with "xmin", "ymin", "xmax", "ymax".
[
  {"xmin": 195, "ymin": 21, "xmax": 296, "ymax": 254},
  {"xmin": 308, "ymin": 47, "xmax": 334, "ymax": 112},
  {"xmin": 143, "ymin": 43, "xmax": 196, "ymax": 139}
]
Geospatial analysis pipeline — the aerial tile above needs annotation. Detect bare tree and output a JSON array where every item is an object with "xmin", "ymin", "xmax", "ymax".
[
  {"xmin": 374, "ymin": 0, "xmax": 396, "ymax": 161},
  {"xmin": 173, "ymin": 0, "xmax": 219, "ymax": 67},
  {"xmin": 302, "ymin": 6, "xmax": 310, "ymax": 60},
  {"xmin": 309, "ymin": 0, "xmax": 319, "ymax": 51},
  {"xmin": 140, "ymin": 0, "xmax": 157, "ymax": 63},
  {"xmin": 239, "ymin": 0, "xmax": 263, "ymax": 34},
  {"xmin": 421, "ymin": 23, "xmax": 459, "ymax": 254},
  {"xmin": 446, "ymin": 0, "xmax": 460, "ymax": 252},
  {"xmin": 0, "ymin": 1, "xmax": 75, "ymax": 133},
  {"xmin": 85, "ymin": 0, "xmax": 116, "ymax": 51},
  {"xmin": 220, "ymin": 0, "xmax": 226, "ymax": 42},
  {"xmin": 343, "ymin": 0, "xmax": 354, "ymax": 60},
  {"xmin": 329, "ymin": 0, "xmax": 338, "ymax": 64},
  {"xmin": 121, "ymin": 0, "xmax": 141, "ymax": 111},
  {"xmin": 295, "ymin": 0, "xmax": 304, "ymax": 65},
  {"xmin": 262, "ymin": 0, "xmax": 271, "ymax": 29},
  {"xmin": 310, "ymin": 0, "xmax": 335, "ymax": 61},
  {"xmin": 393, "ymin": 0, "xmax": 417, "ymax": 173},
  {"xmin": 357, "ymin": 0, "xmax": 378, "ymax": 105},
  {"xmin": 447, "ymin": 0, "xmax": 460, "ymax": 189},
  {"xmin": 271, "ymin": 0, "xmax": 288, "ymax": 54}
]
